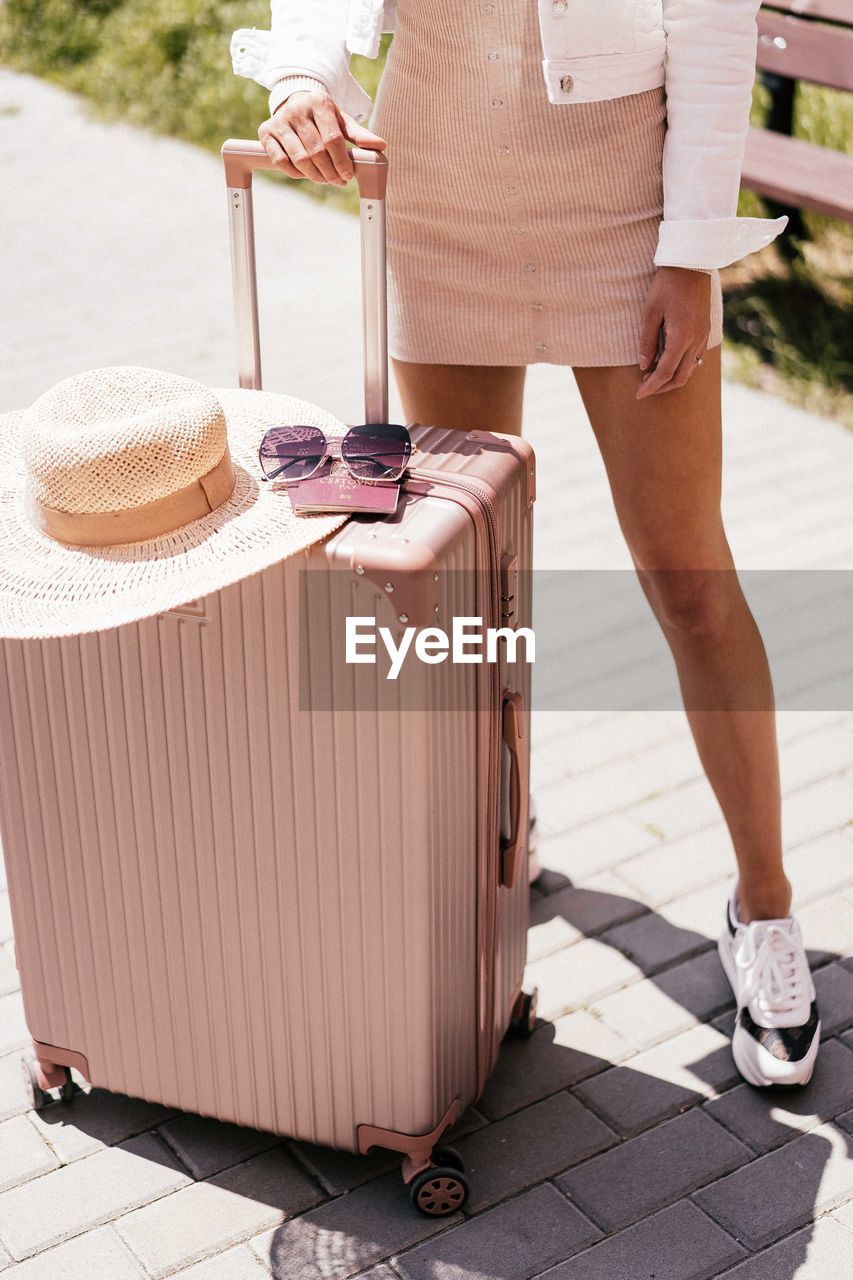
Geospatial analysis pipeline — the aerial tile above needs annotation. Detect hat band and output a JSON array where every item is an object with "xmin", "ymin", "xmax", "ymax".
[{"xmin": 30, "ymin": 448, "xmax": 237, "ymax": 548}]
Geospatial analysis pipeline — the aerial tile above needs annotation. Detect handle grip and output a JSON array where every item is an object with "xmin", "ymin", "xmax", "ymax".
[
  {"xmin": 221, "ymin": 138, "xmax": 389, "ymax": 421},
  {"xmin": 221, "ymin": 138, "xmax": 389, "ymax": 198},
  {"xmin": 500, "ymin": 691, "xmax": 529, "ymax": 890}
]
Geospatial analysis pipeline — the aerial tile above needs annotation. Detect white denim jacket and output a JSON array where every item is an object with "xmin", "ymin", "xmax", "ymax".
[{"xmin": 231, "ymin": 0, "xmax": 787, "ymax": 270}]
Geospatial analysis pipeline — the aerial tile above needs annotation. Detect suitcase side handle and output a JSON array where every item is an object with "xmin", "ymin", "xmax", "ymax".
[
  {"xmin": 500, "ymin": 691, "xmax": 529, "ymax": 890},
  {"xmin": 221, "ymin": 138, "xmax": 389, "ymax": 423}
]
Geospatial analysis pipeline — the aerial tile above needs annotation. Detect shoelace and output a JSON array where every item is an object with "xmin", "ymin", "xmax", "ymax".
[{"xmin": 735, "ymin": 921, "xmax": 806, "ymax": 1016}]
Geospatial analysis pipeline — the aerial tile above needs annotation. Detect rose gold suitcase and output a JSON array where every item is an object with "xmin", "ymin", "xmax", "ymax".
[{"xmin": 0, "ymin": 142, "xmax": 536, "ymax": 1214}]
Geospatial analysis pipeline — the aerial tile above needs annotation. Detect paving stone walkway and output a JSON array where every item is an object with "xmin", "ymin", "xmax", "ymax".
[{"xmin": 1, "ymin": 70, "xmax": 852, "ymax": 1280}]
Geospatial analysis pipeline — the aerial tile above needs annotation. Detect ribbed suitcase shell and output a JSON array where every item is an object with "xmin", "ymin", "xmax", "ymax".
[{"xmin": 0, "ymin": 424, "xmax": 533, "ymax": 1154}]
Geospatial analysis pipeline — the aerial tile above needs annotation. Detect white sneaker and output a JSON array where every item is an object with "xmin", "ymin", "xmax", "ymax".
[{"xmin": 718, "ymin": 887, "xmax": 820, "ymax": 1087}]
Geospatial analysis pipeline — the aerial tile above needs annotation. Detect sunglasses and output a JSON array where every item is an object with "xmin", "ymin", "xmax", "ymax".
[{"xmin": 259, "ymin": 423, "xmax": 412, "ymax": 485}]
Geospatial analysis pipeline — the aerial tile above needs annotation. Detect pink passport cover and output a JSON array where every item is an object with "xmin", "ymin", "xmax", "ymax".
[{"xmin": 288, "ymin": 464, "xmax": 401, "ymax": 515}]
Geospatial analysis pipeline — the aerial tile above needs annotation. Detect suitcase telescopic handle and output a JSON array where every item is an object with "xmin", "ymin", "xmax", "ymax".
[
  {"xmin": 500, "ymin": 692, "xmax": 529, "ymax": 890},
  {"xmin": 221, "ymin": 138, "xmax": 389, "ymax": 423}
]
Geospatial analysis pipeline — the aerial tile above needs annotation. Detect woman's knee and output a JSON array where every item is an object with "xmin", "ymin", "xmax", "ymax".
[{"xmin": 638, "ymin": 565, "xmax": 740, "ymax": 642}]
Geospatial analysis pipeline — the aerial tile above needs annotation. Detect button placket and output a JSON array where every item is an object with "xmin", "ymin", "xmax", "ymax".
[{"xmin": 476, "ymin": 2, "xmax": 549, "ymax": 358}]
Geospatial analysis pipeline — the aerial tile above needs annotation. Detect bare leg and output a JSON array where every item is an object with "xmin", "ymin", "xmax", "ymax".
[
  {"xmin": 392, "ymin": 358, "xmax": 527, "ymax": 435},
  {"xmin": 573, "ymin": 346, "xmax": 791, "ymax": 922}
]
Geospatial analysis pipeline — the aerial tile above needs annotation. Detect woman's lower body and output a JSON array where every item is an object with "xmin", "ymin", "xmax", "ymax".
[{"xmin": 371, "ymin": 1, "xmax": 820, "ymax": 1085}]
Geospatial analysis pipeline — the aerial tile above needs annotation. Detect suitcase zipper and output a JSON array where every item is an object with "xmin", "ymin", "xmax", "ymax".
[
  {"xmin": 405, "ymin": 467, "xmax": 501, "ymax": 588},
  {"xmin": 401, "ymin": 465, "xmax": 504, "ymax": 1094}
]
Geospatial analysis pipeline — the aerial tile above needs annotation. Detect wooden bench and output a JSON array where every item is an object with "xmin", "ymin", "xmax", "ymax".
[{"xmin": 741, "ymin": 0, "xmax": 853, "ymax": 223}]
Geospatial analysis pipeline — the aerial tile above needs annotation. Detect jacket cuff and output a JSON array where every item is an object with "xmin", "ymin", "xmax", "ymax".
[
  {"xmin": 230, "ymin": 28, "xmax": 374, "ymax": 123},
  {"xmin": 654, "ymin": 215, "xmax": 789, "ymax": 270},
  {"xmin": 269, "ymin": 75, "xmax": 329, "ymax": 115}
]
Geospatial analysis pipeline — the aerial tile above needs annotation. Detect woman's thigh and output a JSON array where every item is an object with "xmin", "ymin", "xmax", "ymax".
[
  {"xmin": 572, "ymin": 346, "xmax": 732, "ymax": 570},
  {"xmin": 391, "ymin": 358, "xmax": 527, "ymax": 436}
]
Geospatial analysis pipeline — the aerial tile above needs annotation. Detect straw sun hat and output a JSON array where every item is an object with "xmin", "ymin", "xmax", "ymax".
[{"xmin": 0, "ymin": 366, "xmax": 351, "ymax": 639}]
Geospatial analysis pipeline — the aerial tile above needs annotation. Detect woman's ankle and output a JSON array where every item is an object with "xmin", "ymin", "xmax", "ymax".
[{"xmin": 735, "ymin": 875, "xmax": 792, "ymax": 924}]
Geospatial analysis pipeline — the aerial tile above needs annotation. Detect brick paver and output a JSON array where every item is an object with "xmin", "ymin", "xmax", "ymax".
[
  {"xmin": 1, "ymin": 66, "xmax": 852, "ymax": 1280},
  {"xmin": 451, "ymin": 1092, "xmax": 617, "ymax": 1213},
  {"xmin": 477, "ymin": 1011, "xmax": 632, "ymax": 1122},
  {"xmin": 0, "ymin": 1228, "xmax": 147, "ymax": 1279},
  {"xmin": 0, "ymin": 993, "xmax": 28, "ymax": 1057},
  {"xmin": 556, "ymin": 1109, "xmax": 751, "ymax": 1234},
  {"xmin": 721, "ymin": 1216, "xmax": 853, "ymax": 1279},
  {"xmin": 704, "ymin": 1038, "xmax": 853, "ymax": 1154},
  {"xmin": 170, "ymin": 1247, "xmax": 272, "ymax": 1279},
  {"xmin": 797, "ymin": 894, "xmax": 853, "ymax": 967},
  {"xmin": 527, "ymin": 882, "xmax": 647, "ymax": 962},
  {"xmin": 0, "ymin": 1051, "xmax": 31, "ymax": 1122},
  {"xmin": 694, "ymin": 1122, "xmax": 853, "ymax": 1250},
  {"xmin": 287, "ymin": 1139, "xmax": 398, "ymax": 1197},
  {"xmin": 589, "ymin": 948, "xmax": 734, "ymax": 1052},
  {"xmin": 250, "ymin": 1170, "xmax": 454, "ymax": 1280},
  {"xmin": 525, "ymin": 938, "xmax": 643, "ymax": 1021},
  {"xmin": 601, "ymin": 909, "xmax": 712, "ymax": 975},
  {"xmin": 0, "ymin": 1115, "xmax": 59, "ymax": 1192},
  {"xmin": 157, "ymin": 1114, "xmax": 282, "ymax": 1181},
  {"xmin": 0, "ymin": 1134, "xmax": 189, "ymax": 1260},
  {"xmin": 534, "ymin": 1201, "xmax": 746, "ymax": 1280},
  {"xmin": 655, "ymin": 880, "xmax": 738, "ymax": 939},
  {"xmin": 573, "ymin": 1023, "xmax": 740, "ymax": 1137},
  {"xmin": 528, "ymin": 814, "xmax": 660, "ymax": 883},
  {"xmin": 0, "ymin": 949, "xmax": 18, "ymax": 1001},
  {"xmin": 0, "ymin": 894, "xmax": 12, "ymax": 946},
  {"xmin": 614, "ymin": 824, "xmax": 734, "ymax": 907},
  {"xmin": 28, "ymin": 1091, "xmax": 178, "ymax": 1164},
  {"xmin": 783, "ymin": 829, "xmax": 853, "ymax": 907},
  {"xmin": 115, "ymin": 1150, "xmax": 323, "ymax": 1278},
  {"xmin": 395, "ymin": 1183, "xmax": 601, "ymax": 1280}
]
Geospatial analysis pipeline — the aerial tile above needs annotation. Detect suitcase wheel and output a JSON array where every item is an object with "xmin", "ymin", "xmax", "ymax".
[
  {"xmin": 409, "ymin": 1164, "xmax": 470, "ymax": 1217},
  {"xmin": 431, "ymin": 1145, "xmax": 465, "ymax": 1173},
  {"xmin": 21, "ymin": 1054, "xmax": 75, "ymax": 1110},
  {"xmin": 505, "ymin": 987, "xmax": 538, "ymax": 1042}
]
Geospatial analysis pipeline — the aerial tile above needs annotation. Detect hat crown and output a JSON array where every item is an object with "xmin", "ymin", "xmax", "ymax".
[{"xmin": 23, "ymin": 367, "xmax": 228, "ymax": 515}]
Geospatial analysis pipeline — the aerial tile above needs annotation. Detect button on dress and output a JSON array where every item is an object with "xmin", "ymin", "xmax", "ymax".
[{"xmin": 370, "ymin": 0, "xmax": 724, "ymax": 366}]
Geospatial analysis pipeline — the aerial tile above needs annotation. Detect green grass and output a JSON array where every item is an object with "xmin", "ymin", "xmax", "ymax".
[{"xmin": 1, "ymin": 0, "xmax": 850, "ymax": 421}]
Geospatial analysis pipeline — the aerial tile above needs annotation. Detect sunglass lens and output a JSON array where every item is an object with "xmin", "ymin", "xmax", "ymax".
[
  {"xmin": 259, "ymin": 426, "xmax": 326, "ymax": 483},
  {"xmin": 341, "ymin": 423, "xmax": 412, "ymax": 481}
]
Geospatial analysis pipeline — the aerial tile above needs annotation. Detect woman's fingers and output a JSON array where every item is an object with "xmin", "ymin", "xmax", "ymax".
[
  {"xmin": 313, "ymin": 99, "xmax": 355, "ymax": 182},
  {"xmin": 637, "ymin": 338, "xmax": 708, "ymax": 397},
  {"xmin": 259, "ymin": 92, "xmax": 389, "ymax": 190},
  {"xmin": 257, "ymin": 127, "xmax": 306, "ymax": 181},
  {"xmin": 636, "ymin": 266, "xmax": 711, "ymax": 398},
  {"xmin": 338, "ymin": 108, "xmax": 388, "ymax": 152},
  {"xmin": 665, "ymin": 342, "xmax": 708, "ymax": 393},
  {"xmin": 638, "ymin": 303, "xmax": 664, "ymax": 373},
  {"xmin": 284, "ymin": 116, "xmax": 344, "ymax": 185},
  {"xmin": 260, "ymin": 93, "xmax": 346, "ymax": 186},
  {"xmin": 636, "ymin": 326, "xmax": 690, "ymax": 398}
]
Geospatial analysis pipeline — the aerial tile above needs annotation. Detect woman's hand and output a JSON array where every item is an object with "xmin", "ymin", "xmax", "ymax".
[
  {"xmin": 636, "ymin": 267, "xmax": 712, "ymax": 398},
  {"xmin": 258, "ymin": 89, "xmax": 387, "ymax": 188}
]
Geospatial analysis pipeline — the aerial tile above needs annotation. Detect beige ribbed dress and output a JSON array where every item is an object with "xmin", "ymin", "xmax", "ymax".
[{"xmin": 370, "ymin": 0, "xmax": 723, "ymax": 367}]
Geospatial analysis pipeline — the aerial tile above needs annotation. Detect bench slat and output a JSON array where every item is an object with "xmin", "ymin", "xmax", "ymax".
[
  {"xmin": 742, "ymin": 126, "xmax": 853, "ymax": 219},
  {"xmin": 756, "ymin": 10, "xmax": 853, "ymax": 90},
  {"xmin": 761, "ymin": 0, "xmax": 853, "ymax": 24}
]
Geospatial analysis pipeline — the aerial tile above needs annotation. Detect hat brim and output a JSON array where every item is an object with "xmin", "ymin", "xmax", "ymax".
[{"xmin": 0, "ymin": 388, "xmax": 350, "ymax": 639}]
